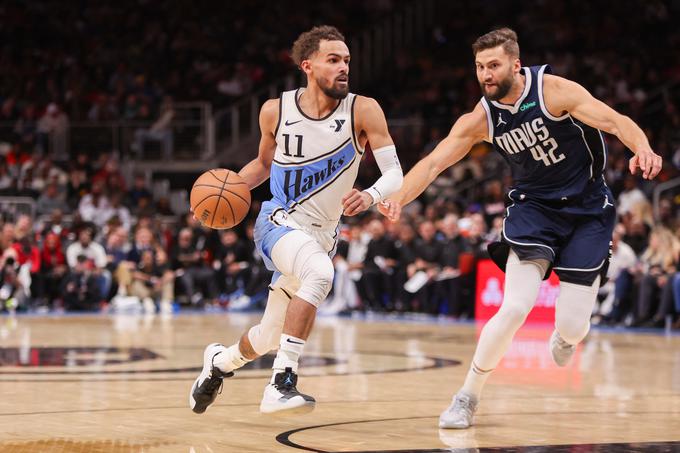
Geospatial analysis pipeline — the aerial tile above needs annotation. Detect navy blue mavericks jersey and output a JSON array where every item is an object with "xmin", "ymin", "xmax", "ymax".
[{"xmin": 481, "ymin": 65, "xmax": 607, "ymax": 200}]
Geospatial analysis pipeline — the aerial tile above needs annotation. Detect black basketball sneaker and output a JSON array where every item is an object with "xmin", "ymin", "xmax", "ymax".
[{"xmin": 189, "ymin": 343, "xmax": 234, "ymax": 414}]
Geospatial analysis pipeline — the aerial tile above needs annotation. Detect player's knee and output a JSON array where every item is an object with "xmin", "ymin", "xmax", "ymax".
[
  {"xmin": 555, "ymin": 316, "xmax": 590, "ymax": 344},
  {"xmin": 296, "ymin": 255, "xmax": 334, "ymax": 307},
  {"xmin": 498, "ymin": 303, "xmax": 532, "ymax": 325},
  {"xmin": 555, "ymin": 278, "xmax": 599, "ymax": 344}
]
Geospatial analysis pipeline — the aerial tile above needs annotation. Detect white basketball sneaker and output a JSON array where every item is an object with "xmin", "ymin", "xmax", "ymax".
[
  {"xmin": 549, "ymin": 330, "xmax": 576, "ymax": 367},
  {"xmin": 259, "ymin": 367, "xmax": 315, "ymax": 415},
  {"xmin": 189, "ymin": 343, "xmax": 233, "ymax": 414},
  {"xmin": 439, "ymin": 392, "xmax": 478, "ymax": 429}
]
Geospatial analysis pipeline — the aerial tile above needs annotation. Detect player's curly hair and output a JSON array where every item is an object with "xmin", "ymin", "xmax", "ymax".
[
  {"xmin": 472, "ymin": 28, "xmax": 520, "ymax": 58},
  {"xmin": 291, "ymin": 25, "xmax": 345, "ymax": 67}
]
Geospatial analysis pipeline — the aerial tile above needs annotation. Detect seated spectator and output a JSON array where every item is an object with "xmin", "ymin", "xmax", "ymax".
[
  {"xmin": 0, "ymin": 158, "xmax": 14, "ymax": 194},
  {"xmin": 392, "ymin": 223, "xmax": 418, "ymax": 311},
  {"xmin": 11, "ymin": 234, "xmax": 41, "ymax": 306},
  {"xmin": 66, "ymin": 168, "xmax": 90, "ymax": 210},
  {"xmin": 126, "ymin": 173, "xmax": 153, "ymax": 211},
  {"xmin": 78, "ymin": 180, "xmax": 110, "ymax": 227},
  {"xmin": 321, "ymin": 229, "xmax": 360, "ymax": 315},
  {"xmin": 61, "ymin": 255, "xmax": 100, "ymax": 311},
  {"xmin": 0, "ymin": 252, "xmax": 28, "ymax": 313},
  {"xmin": 617, "ymin": 175, "xmax": 647, "ymax": 216},
  {"xmin": 131, "ymin": 96, "xmax": 175, "ymax": 159},
  {"xmin": 171, "ymin": 227, "xmax": 218, "ymax": 306},
  {"xmin": 40, "ymin": 209, "xmax": 71, "ymax": 243},
  {"xmin": 239, "ymin": 222, "xmax": 273, "ymax": 308},
  {"xmin": 92, "ymin": 157, "xmax": 127, "ymax": 193},
  {"xmin": 631, "ymin": 227, "xmax": 679, "ymax": 327},
  {"xmin": 408, "ymin": 221, "xmax": 442, "ymax": 314},
  {"xmin": 0, "ymin": 222, "xmax": 15, "ymax": 251},
  {"xmin": 359, "ymin": 220, "xmax": 398, "ymax": 311},
  {"xmin": 117, "ymin": 249, "xmax": 174, "ymax": 314},
  {"xmin": 105, "ymin": 227, "xmax": 130, "ymax": 270},
  {"xmin": 596, "ymin": 224, "xmax": 638, "ymax": 323},
  {"xmin": 65, "ymin": 226, "xmax": 110, "ymax": 300},
  {"xmin": 125, "ymin": 226, "xmax": 155, "ymax": 265},
  {"xmin": 36, "ymin": 182, "xmax": 68, "ymax": 216},
  {"xmin": 40, "ymin": 232, "xmax": 68, "ymax": 308},
  {"xmin": 103, "ymin": 191, "xmax": 132, "ymax": 232},
  {"xmin": 213, "ymin": 229, "xmax": 250, "ymax": 307},
  {"xmin": 435, "ymin": 214, "xmax": 468, "ymax": 317}
]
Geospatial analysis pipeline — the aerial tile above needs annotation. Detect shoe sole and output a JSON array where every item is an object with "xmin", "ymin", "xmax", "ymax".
[
  {"xmin": 259, "ymin": 399, "xmax": 316, "ymax": 416},
  {"xmin": 189, "ymin": 377, "xmax": 206, "ymax": 414},
  {"xmin": 439, "ymin": 420, "xmax": 471, "ymax": 429}
]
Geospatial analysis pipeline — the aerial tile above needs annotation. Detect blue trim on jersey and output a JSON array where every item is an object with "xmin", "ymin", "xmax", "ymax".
[{"xmin": 270, "ymin": 139, "xmax": 357, "ymax": 208}]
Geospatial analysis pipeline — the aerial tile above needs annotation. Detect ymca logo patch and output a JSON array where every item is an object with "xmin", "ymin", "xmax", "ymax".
[{"xmin": 330, "ymin": 119, "xmax": 345, "ymax": 132}]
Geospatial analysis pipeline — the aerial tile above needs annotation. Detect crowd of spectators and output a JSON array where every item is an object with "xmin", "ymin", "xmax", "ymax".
[
  {"xmin": 1, "ymin": 1, "xmax": 680, "ymax": 329},
  {"xmin": 0, "ymin": 0, "xmax": 393, "ymax": 126},
  {"xmin": 1, "ymin": 145, "xmax": 679, "ymax": 331}
]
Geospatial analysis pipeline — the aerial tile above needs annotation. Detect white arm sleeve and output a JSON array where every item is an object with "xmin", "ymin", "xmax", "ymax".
[{"xmin": 363, "ymin": 145, "xmax": 403, "ymax": 204}]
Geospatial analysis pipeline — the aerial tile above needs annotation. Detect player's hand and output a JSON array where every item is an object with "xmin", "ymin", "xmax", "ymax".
[
  {"xmin": 629, "ymin": 149, "xmax": 662, "ymax": 180},
  {"xmin": 342, "ymin": 189, "xmax": 373, "ymax": 216},
  {"xmin": 189, "ymin": 207, "xmax": 198, "ymax": 222},
  {"xmin": 377, "ymin": 199, "xmax": 401, "ymax": 222}
]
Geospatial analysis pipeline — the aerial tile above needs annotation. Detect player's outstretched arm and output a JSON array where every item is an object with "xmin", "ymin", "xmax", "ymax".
[
  {"xmin": 343, "ymin": 96, "xmax": 403, "ymax": 216},
  {"xmin": 379, "ymin": 103, "xmax": 488, "ymax": 221},
  {"xmin": 238, "ymin": 99, "xmax": 279, "ymax": 189},
  {"xmin": 544, "ymin": 75, "xmax": 662, "ymax": 180}
]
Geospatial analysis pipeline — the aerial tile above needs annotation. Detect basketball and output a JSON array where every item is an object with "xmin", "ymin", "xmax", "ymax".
[{"xmin": 190, "ymin": 169, "xmax": 251, "ymax": 229}]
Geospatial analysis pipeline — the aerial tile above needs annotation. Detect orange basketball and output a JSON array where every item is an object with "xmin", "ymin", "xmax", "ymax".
[{"xmin": 190, "ymin": 169, "xmax": 251, "ymax": 229}]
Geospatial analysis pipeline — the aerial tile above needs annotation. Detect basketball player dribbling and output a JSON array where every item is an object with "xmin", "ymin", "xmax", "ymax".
[
  {"xmin": 379, "ymin": 28, "xmax": 662, "ymax": 428},
  {"xmin": 189, "ymin": 26, "xmax": 403, "ymax": 415}
]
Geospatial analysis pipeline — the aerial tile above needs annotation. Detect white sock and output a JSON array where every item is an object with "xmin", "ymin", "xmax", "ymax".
[
  {"xmin": 460, "ymin": 250, "xmax": 544, "ymax": 399},
  {"xmin": 460, "ymin": 361, "xmax": 493, "ymax": 399},
  {"xmin": 271, "ymin": 334, "xmax": 305, "ymax": 382},
  {"xmin": 214, "ymin": 343, "xmax": 251, "ymax": 373}
]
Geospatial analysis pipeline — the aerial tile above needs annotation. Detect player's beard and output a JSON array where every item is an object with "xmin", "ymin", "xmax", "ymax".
[
  {"xmin": 318, "ymin": 76, "xmax": 349, "ymax": 99},
  {"xmin": 481, "ymin": 70, "xmax": 513, "ymax": 101}
]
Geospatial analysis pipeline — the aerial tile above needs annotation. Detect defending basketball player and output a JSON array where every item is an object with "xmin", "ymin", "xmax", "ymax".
[
  {"xmin": 379, "ymin": 28, "xmax": 661, "ymax": 428},
  {"xmin": 189, "ymin": 26, "xmax": 403, "ymax": 415}
]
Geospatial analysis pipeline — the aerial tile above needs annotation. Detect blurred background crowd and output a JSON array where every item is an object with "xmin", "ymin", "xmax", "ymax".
[{"xmin": 1, "ymin": 0, "xmax": 680, "ymax": 330}]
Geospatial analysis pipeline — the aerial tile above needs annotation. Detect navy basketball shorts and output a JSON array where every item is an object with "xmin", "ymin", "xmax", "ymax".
[{"xmin": 488, "ymin": 184, "xmax": 616, "ymax": 287}]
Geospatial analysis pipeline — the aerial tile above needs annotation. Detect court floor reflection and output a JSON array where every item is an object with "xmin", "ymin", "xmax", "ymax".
[{"xmin": 0, "ymin": 313, "xmax": 677, "ymax": 452}]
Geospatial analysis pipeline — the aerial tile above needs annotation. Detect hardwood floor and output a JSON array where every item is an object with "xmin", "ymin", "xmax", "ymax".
[{"xmin": 0, "ymin": 313, "xmax": 678, "ymax": 452}]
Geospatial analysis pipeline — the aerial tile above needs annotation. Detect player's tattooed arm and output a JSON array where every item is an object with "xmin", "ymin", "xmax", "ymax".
[
  {"xmin": 544, "ymin": 75, "xmax": 662, "ymax": 180},
  {"xmin": 238, "ymin": 98, "xmax": 279, "ymax": 189},
  {"xmin": 379, "ymin": 103, "xmax": 487, "ymax": 221}
]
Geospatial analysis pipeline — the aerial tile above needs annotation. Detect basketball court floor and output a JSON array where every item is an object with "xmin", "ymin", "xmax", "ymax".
[{"xmin": 0, "ymin": 312, "xmax": 678, "ymax": 452}]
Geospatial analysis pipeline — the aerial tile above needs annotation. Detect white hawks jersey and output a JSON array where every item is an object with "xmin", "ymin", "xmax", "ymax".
[{"xmin": 269, "ymin": 88, "xmax": 364, "ymax": 222}]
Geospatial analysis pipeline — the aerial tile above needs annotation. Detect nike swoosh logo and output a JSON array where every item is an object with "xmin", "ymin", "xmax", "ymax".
[
  {"xmin": 286, "ymin": 338, "xmax": 304, "ymax": 345},
  {"xmin": 285, "ymin": 120, "xmax": 302, "ymax": 126}
]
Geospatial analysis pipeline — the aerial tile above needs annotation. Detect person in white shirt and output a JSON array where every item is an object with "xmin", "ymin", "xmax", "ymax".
[
  {"xmin": 78, "ymin": 181, "xmax": 111, "ymax": 228},
  {"xmin": 617, "ymin": 174, "xmax": 647, "ymax": 216},
  {"xmin": 65, "ymin": 227, "xmax": 110, "ymax": 300},
  {"xmin": 596, "ymin": 223, "xmax": 637, "ymax": 319}
]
